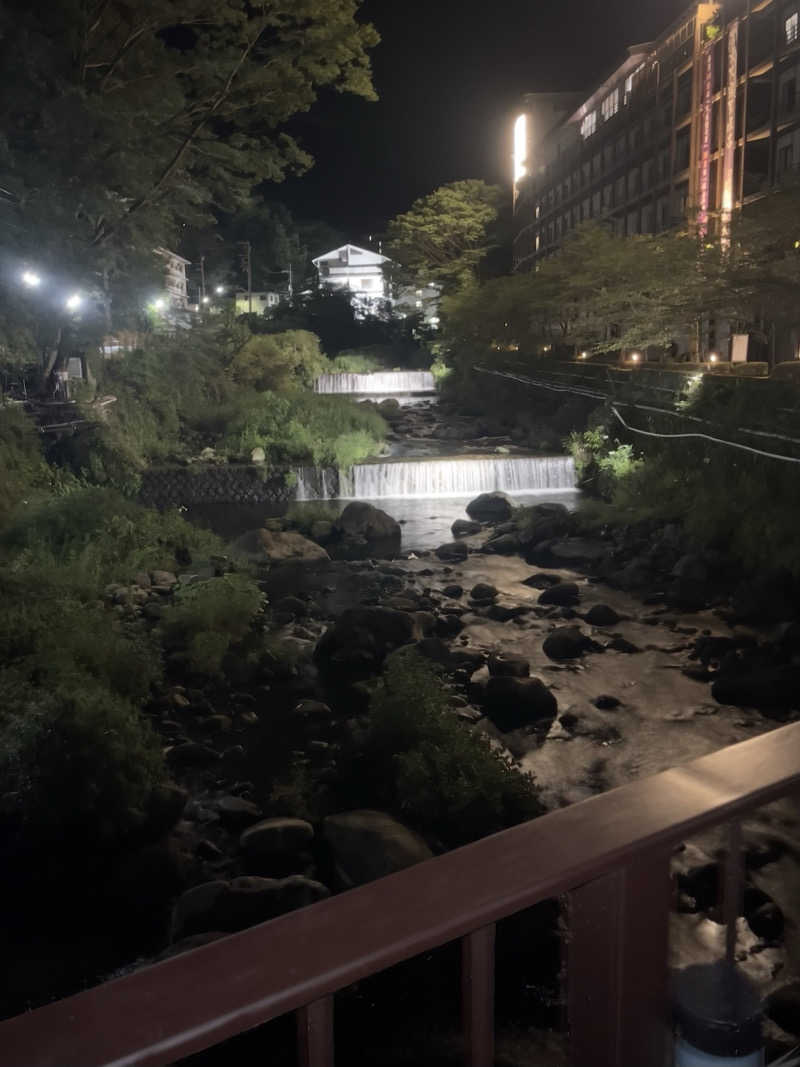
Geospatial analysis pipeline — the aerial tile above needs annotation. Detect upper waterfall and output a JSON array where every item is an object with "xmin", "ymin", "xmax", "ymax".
[{"xmin": 314, "ymin": 371, "xmax": 436, "ymax": 395}]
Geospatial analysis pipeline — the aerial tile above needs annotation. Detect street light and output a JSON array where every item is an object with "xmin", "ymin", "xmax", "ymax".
[
  {"xmin": 65, "ymin": 293, "xmax": 82, "ymax": 311},
  {"xmin": 21, "ymin": 270, "xmax": 41, "ymax": 288},
  {"xmin": 201, "ymin": 295, "xmax": 210, "ymax": 305},
  {"xmin": 152, "ymin": 297, "xmax": 166, "ymax": 311},
  {"xmin": 579, "ymin": 351, "xmax": 589, "ymax": 360},
  {"xmin": 708, "ymin": 352, "xmax": 719, "ymax": 363},
  {"xmin": 630, "ymin": 351, "xmax": 641, "ymax": 364},
  {"xmin": 215, "ymin": 285, "xmax": 225, "ymax": 295}
]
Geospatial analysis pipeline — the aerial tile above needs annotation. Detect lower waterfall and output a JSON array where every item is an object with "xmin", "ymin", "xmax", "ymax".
[
  {"xmin": 314, "ymin": 371, "xmax": 436, "ymax": 395},
  {"xmin": 294, "ymin": 455, "xmax": 576, "ymax": 501}
]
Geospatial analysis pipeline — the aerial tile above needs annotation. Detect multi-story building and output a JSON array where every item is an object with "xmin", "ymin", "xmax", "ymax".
[
  {"xmin": 153, "ymin": 247, "xmax": 190, "ymax": 309},
  {"xmin": 313, "ymin": 244, "xmax": 392, "ymax": 318},
  {"xmin": 513, "ymin": 0, "xmax": 800, "ymax": 286}
]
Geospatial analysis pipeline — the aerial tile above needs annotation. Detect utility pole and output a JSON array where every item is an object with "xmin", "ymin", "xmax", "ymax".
[
  {"xmin": 237, "ymin": 241, "xmax": 252, "ymax": 313},
  {"xmin": 288, "ymin": 261, "xmax": 293, "ymax": 299},
  {"xmin": 200, "ymin": 256, "xmax": 206, "ymax": 303}
]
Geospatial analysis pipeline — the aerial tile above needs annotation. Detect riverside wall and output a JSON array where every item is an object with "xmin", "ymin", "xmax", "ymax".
[{"xmin": 140, "ymin": 465, "xmax": 298, "ymax": 508}]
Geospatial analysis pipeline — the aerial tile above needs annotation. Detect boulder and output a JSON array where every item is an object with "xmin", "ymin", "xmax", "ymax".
[
  {"xmin": 547, "ymin": 538, "xmax": 610, "ymax": 565},
  {"xmin": 258, "ymin": 529, "xmax": 330, "ymax": 562},
  {"xmin": 314, "ymin": 607, "xmax": 416, "ymax": 679},
  {"xmin": 516, "ymin": 504, "xmax": 571, "ymax": 547},
  {"xmin": 483, "ymin": 533, "xmax": 521, "ymax": 555},
  {"xmin": 273, "ymin": 595, "xmax": 307, "ymax": 619},
  {"xmin": 466, "ymin": 492, "xmax": 513, "ymax": 523},
  {"xmin": 543, "ymin": 625, "xmax": 599, "ymax": 661},
  {"xmin": 488, "ymin": 652, "xmax": 530, "ymax": 678},
  {"xmin": 711, "ymin": 666, "xmax": 800, "ymax": 714},
  {"xmin": 607, "ymin": 635, "xmax": 640, "ymax": 654},
  {"xmin": 470, "ymin": 583, "xmax": 499, "ymax": 603},
  {"xmin": 452, "ymin": 519, "xmax": 482, "ymax": 538},
  {"xmin": 482, "ymin": 676, "xmax": 558, "ymax": 731},
  {"xmin": 335, "ymin": 502, "xmax": 401, "ymax": 558},
  {"xmin": 240, "ymin": 818, "xmax": 315, "ymax": 860},
  {"xmin": 488, "ymin": 602, "xmax": 532, "ymax": 622},
  {"xmin": 522, "ymin": 573, "xmax": 561, "ymax": 589},
  {"xmin": 323, "ymin": 810, "xmax": 433, "ymax": 887},
  {"xmin": 593, "ymin": 694, "xmax": 622, "ymax": 710},
  {"xmin": 442, "ymin": 584, "xmax": 463, "ymax": 599},
  {"xmin": 171, "ymin": 875, "xmax": 329, "ymax": 939},
  {"xmin": 215, "ymin": 796, "xmax": 263, "ymax": 830},
  {"xmin": 539, "ymin": 582, "xmax": 580, "ymax": 607},
  {"xmin": 250, "ymin": 446, "xmax": 266, "ymax": 463},
  {"xmin": 435, "ymin": 541, "xmax": 468, "ymax": 563},
  {"xmin": 584, "ymin": 604, "xmax": 621, "ymax": 627}
]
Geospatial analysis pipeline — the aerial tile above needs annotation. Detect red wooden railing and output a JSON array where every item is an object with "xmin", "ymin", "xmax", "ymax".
[{"xmin": 2, "ymin": 723, "xmax": 799, "ymax": 1067}]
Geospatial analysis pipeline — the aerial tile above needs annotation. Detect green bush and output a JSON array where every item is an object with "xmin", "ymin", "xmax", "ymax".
[
  {"xmin": 0, "ymin": 405, "xmax": 67, "ymax": 523},
  {"xmin": 335, "ymin": 649, "xmax": 543, "ymax": 847},
  {"xmin": 329, "ymin": 351, "xmax": 385, "ymax": 374},
  {"xmin": 230, "ymin": 330, "xmax": 329, "ymax": 392},
  {"xmin": 221, "ymin": 390, "xmax": 386, "ymax": 468},
  {"xmin": 159, "ymin": 573, "xmax": 265, "ymax": 675}
]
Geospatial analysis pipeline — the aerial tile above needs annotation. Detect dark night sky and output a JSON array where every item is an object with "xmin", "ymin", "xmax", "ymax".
[{"xmin": 279, "ymin": 0, "xmax": 693, "ymax": 240}]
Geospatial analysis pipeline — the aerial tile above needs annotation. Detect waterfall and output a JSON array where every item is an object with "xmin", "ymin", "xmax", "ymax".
[
  {"xmin": 314, "ymin": 371, "xmax": 436, "ymax": 395},
  {"xmin": 293, "ymin": 455, "xmax": 576, "ymax": 501}
]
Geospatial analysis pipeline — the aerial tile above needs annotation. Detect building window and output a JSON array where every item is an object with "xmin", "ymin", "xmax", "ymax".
[
  {"xmin": 601, "ymin": 88, "xmax": 620, "ymax": 123},
  {"xmin": 581, "ymin": 110, "xmax": 598, "ymax": 139},
  {"xmin": 783, "ymin": 74, "xmax": 798, "ymax": 111},
  {"xmin": 786, "ymin": 11, "xmax": 799, "ymax": 44}
]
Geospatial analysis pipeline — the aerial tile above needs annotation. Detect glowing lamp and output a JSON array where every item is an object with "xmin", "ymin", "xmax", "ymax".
[
  {"xmin": 708, "ymin": 352, "xmax": 719, "ymax": 363},
  {"xmin": 580, "ymin": 351, "xmax": 589, "ymax": 360},
  {"xmin": 22, "ymin": 270, "xmax": 41, "ymax": 288},
  {"xmin": 630, "ymin": 352, "xmax": 641, "ymax": 364},
  {"xmin": 65, "ymin": 293, "xmax": 82, "ymax": 311},
  {"xmin": 513, "ymin": 114, "xmax": 528, "ymax": 185},
  {"xmin": 201, "ymin": 295, "xmax": 210, "ymax": 304},
  {"xmin": 153, "ymin": 298, "xmax": 166, "ymax": 311},
  {"xmin": 215, "ymin": 286, "xmax": 225, "ymax": 294}
]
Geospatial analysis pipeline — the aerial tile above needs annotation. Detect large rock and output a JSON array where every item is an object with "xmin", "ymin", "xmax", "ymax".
[
  {"xmin": 323, "ymin": 810, "xmax": 433, "ymax": 887},
  {"xmin": 481, "ymin": 676, "xmax": 558, "ymax": 731},
  {"xmin": 488, "ymin": 652, "xmax": 530, "ymax": 678},
  {"xmin": 584, "ymin": 604, "xmax": 621, "ymax": 627},
  {"xmin": 258, "ymin": 529, "xmax": 330, "ymax": 562},
  {"xmin": 543, "ymin": 625, "xmax": 599, "ymax": 661},
  {"xmin": 466, "ymin": 492, "xmax": 513, "ymax": 523},
  {"xmin": 314, "ymin": 607, "xmax": 416, "ymax": 679},
  {"xmin": 483, "ymin": 533, "xmax": 520, "ymax": 555},
  {"xmin": 471, "ymin": 583, "xmax": 498, "ymax": 603},
  {"xmin": 435, "ymin": 541, "xmax": 468, "ymax": 562},
  {"xmin": 516, "ymin": 503, "xmax": 571, "ymax": 547},
  {"xmin": 171, "ymin": 875, "xmax": 329, "ymax": 939},
  {"xmin": 452, "ymin": 519, "xmax": 482, "ymax": 538},
  {"xmin": 334, "ymin": 502, "xmax": 401, "ymax": 559},
  {"xmin": 546, "ymin": 538, "xmax": 610, "ymax": 565},
  {"xmin": 711, "ymin": 666, "xmax": 800, "ymax": 715},
  {"xmin": 538, "ymin": 582, "xmax": 580, "ymax": 607},
  {"xmin": 240, "ymin": 818, "xmax": 315, "ymax": 860}
]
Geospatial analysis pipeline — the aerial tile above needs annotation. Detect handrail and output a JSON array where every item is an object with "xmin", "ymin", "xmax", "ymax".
[{"xmin": 2, "ymin": 723, "xmax": 800, "ymax": 1067}]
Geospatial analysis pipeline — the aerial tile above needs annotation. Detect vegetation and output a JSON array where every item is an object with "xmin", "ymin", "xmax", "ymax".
[
  {"xmin": 385, "ymin": 180, "xmax": 505, "ymax": 292},
  {"xmin": 334, "ymin": 650, "xmax": 543, "ymax": 848}
]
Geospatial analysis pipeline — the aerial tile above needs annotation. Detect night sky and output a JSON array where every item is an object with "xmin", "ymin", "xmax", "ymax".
[{"xmin": 279, "ymin": 0, "xmax": 693, "ymax": 239}]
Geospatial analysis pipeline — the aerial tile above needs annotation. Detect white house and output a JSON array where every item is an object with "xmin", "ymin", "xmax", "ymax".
[
  {"xmin": 235, "ymin": 290, "xmax": 281, "ymax": 316},
  {"xmin": 154, "ymin": 247, "xmax": 190, "ymax": 309},
  {"xmin": 312, "ymin": 244, "xmax": 391, "ymax": 317}
]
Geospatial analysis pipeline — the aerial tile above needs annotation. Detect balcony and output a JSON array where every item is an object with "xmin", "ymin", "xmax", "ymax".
[{"xmin": 1, "ymin": 724, "xmax": 799, "ymax": 1067}]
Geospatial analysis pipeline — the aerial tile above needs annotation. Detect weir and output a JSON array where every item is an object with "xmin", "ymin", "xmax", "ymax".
[
  {"xmin": 314, "ymin": 371, "xmax": 436, "ymax": 395},
  {"xmin": 294, "ymin": 455, "xmax": 576, "ymax": 501}
]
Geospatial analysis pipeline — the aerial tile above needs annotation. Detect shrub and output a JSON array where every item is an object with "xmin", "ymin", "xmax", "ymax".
[
  {"xmin": 0, "ymin": 406, "xmax": 63, "ymax": 523},
  {"xmin": 159, "ymin": 573, "xmax": 265, "ymax": 675},
  {"xmin": 329, "ymin": 351, "xmax": 385, "ymax": 374},
  {"xmin": 335, "ymin": 649, "xmax": 543, "ymax": 847},
  {"xmin": 229, "ymin": 330, "xmax": 329, "ymax": 392}
]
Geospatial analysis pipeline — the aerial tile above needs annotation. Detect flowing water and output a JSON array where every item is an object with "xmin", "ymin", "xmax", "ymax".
[{"xmin": 314, "ymin": 371, "xmax": 436, "ymax": 394}]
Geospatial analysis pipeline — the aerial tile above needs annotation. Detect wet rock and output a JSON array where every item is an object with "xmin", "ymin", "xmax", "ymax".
[
  {"xmin": 442, "ymin": 584, "xmax": 463, "ymax": 599},
  {"xmin": 607, "ymin": 635, "xmax": 641, "ymax": 654},
  {"xmin": 335, "ymin": 502, "xmax": 401, "ymax": 558},
  {"xmin": 314, "ymin": 608, "xmax": 416, "ymax": 680},
  {"xmin": 538, "ymin": 583, "xmax": 580, "ymax": 607},
  {"xmin": 558, "ymin": 709, "xmax": 621, "ymax": 743},
  {"xmin": 258, "ymin": 529, "xmax": 330, "ymax": 562},
  {"xmin": 215, "ymin": 796, "xmax": 263, "ymax": 830},
  {"xmin": 294, "ymin": 699, "xmax": 333, "ymax": 719},
  {"xmin": 711, "ymin": 666, "xmax": 800, "ymax": 714},
  {"xmin": 747, "ymin": 901, "xmax": 784, "ymax": 941},
  {"xmin": 516, "ymin": 503, "xmax": 571, "ymax": 547},
  {"xmin": 546, "ymin": 538, "xmax": 609, "ymax": 566},
  {"xmin": 466, "ymin": 492, "xmax": 513, "ymax": 523},
  {"xmin": 171, "ymin": 875, "xmax": 329, "ymax": 939},
  {"xmin": 240, "ymin": 818, "xmax": 315, "ymax": 860},
  {"xmin": 483, "ymin": 533, "xmax": 521, "ymax": 555},
  {"xmin": 593, "ymin": 695, "xmax": 621, "ymax": 710},
  {"xmin": 435, "ymin": 541, "xmax": 468, "ymax": 563},
  {"xmin": 435, "ymin": 613, "xmax": 464, "ymax": 638},
  {"xmin": 488, "ymin": 652, "xmax": 530, "ymax": 678},
  {"xmin": 470, "ymin": 583, "xmax": 498, "ymax": 603},
  {"xmin": 452, "ymin": 519, "xmax": 482, "ymax": 538},
  {"xmin": 250, "ymin": 446, "xmax": 266, "ymax": 463},
  {"xmin": 543, "ymin": 625, "xmax": 599, "ymax": 661},
  {"xmin": 522, "ymin": 573, "xmax": 561, "ymax": 589},
  {"xmin": 273, "ymin": 595, "xmax": 307, "ymax": 619},
  {"xmin": 323, "ymin": 810, "xmax": 433, "ymax": 888},
  {"xmin": 584, "ymin": 604, "xmax": 621, "ymax": 627},
  {"xmin": 482, "ymin": 676, "xmax": 558, "ymax": 731},
  {"xmin": 488, "ymin": 602, "xmax": 531, "ymax": 622}
]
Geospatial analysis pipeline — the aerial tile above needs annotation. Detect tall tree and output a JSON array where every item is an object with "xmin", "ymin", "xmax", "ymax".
[
  {"xmin": 0, "ymin": 0, "xmax": 378, "ymax": 298},
  {"xmin": 385, "ymin": 180, "xmax": 504, "ymax": 291}
]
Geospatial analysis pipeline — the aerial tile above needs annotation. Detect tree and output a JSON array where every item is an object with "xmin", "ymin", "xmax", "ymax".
[
  {"xmin": 385, "ymin": 180, "xmax": 504, "ymax": 291},
  {"xmin": 229, "ymin": 329, "xmax": 328, "ymax": 392},
  {"xmin": 0, "ymin": 1, "xmax": 378, "ymax": 303}
]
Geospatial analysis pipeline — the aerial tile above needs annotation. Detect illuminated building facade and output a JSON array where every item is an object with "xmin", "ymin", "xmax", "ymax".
[{"xmin": 513, "ymin": 0, "xmax": 800, "ymax": 275}]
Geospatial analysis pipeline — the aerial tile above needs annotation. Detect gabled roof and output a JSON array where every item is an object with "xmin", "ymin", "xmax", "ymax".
[{"xmin": 312, "ymin": 243, "xmax": 391, "ymax": 267}]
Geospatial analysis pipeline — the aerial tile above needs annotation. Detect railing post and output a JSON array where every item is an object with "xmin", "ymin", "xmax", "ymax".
[
  {"xmin": 297, "ymin": 997, "xmax": 334, "ymax": 1067},
  {"xmin": 462, "ymin": 924, "xmax": 495, "ymax": 1067},
  {"xmin": 568, "ymin": 847, "xmax": 672, "ymax": 1067}
]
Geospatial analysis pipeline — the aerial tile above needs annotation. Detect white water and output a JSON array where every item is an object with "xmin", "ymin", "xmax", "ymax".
[
  {"xmin": 294, "ymin": 455, "xmax": 576, "ymax": 501},
  {"xmin": 314, "ymin": 371, "xmax": 436, "ymax": 394}
]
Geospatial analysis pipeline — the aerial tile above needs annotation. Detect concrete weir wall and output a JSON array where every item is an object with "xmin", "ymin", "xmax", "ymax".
[{"xmin": 140, "ymin": 465, "xmax": 298, "ymax": 508}]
